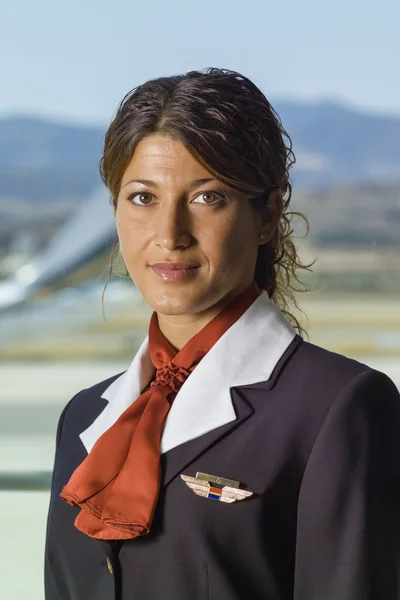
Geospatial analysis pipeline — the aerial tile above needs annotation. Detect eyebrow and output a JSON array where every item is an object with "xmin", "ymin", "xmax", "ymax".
[{"xmin": 121, "ymin": 177, "xmax": 218, "ymax": 190}]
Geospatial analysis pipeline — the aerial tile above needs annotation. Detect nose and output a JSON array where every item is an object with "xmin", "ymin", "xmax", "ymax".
[{"xmin": 153, "ymin": 200, "xmax": 192, "ymax": 250}]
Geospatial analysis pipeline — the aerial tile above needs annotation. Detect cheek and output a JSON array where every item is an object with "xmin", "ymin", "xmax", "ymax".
[
  {"xmin": 116, "ymin": 212, "xmax": 146, "ymax": 257},
  {"xmin": 207, "ymin": 212, "xmax": 254, "ymax": 265}
]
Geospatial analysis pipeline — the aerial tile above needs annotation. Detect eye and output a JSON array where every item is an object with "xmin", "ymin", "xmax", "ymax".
[
  {"xmin": 127, "ymin": 191, "xmax": 155, "ymax": 206},
  {"xmin": 192, "ymin": 190, "xmax": 225, "ymax": 205}
]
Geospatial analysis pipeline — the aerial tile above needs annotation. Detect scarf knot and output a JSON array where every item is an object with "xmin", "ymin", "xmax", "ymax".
[{"xmin": 151, "ymin": 361, "xmax": 192, "ymax": 393}]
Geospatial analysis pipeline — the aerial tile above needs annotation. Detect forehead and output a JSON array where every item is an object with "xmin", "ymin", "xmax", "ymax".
[{"xmin": 121, "ymin": 134, "xmax": 211, "ymax": 185}]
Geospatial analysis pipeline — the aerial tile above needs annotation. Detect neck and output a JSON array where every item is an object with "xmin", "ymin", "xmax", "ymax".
[
  {"xmin": 156, "ymin": 288, "xmax": 249, "ymax": 351},
  {"xmin": 157, "ymin": 307, "xmax": 221, "ymax": 352}
]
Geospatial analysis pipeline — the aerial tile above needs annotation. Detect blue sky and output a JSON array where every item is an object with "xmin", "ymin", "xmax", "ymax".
[{"xmin": 1, "ymin": 0, "xmax": 399, "ymax": 125}]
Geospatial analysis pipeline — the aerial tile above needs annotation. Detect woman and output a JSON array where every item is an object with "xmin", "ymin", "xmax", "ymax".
[{"xmin": 45, "ymin": 68, "xmax": 400, "ymax": 600}]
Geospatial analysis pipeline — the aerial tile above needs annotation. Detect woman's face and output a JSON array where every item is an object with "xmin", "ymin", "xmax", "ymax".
[{"xmin": 116, "ymin": 134, "xmax": 279, "ymax": 317}]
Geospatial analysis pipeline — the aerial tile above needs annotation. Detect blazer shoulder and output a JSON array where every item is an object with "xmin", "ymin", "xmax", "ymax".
[
  {"xmin": 295, "ymin": 338, "xmax": 374, "ymax": 381},
  {"xmin": 275, "ymin": 340, "xmax": 399, "ymax": 469},
  {"xmin": 280, "ymin": 337, "xmax": 397, "ymax": 410}
]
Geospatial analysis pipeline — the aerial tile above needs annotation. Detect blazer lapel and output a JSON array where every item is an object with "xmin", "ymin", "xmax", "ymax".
[
  {"xmin": 161, "ymin": 332, "xmax": 303, "ymax": 488},
  {"xmin": 161, "ymin": 386, "xmax": 255, "ymax": 487}
]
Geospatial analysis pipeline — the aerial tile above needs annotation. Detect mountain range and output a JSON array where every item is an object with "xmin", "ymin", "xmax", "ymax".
[
  {"xmin": 0, "ymin": 101, "xmax": 399, "ymax": 251},
  {"xmin": 275, "ymin": 100, "xmax": 400, "ymax": 185},
  {"xmin": 1, "ymin": 100, "xmax": 400, "ymax": 203}
]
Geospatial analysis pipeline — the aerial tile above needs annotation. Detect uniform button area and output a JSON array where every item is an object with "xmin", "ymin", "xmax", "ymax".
[{"xmin": 106, "ymin": 557, "xmax": 114, "ymax": 575}]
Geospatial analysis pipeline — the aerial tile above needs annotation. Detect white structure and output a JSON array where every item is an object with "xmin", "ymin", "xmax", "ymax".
[{"xmin": 0, "ymin": 186, "xmax": 116, "ymax": 312}]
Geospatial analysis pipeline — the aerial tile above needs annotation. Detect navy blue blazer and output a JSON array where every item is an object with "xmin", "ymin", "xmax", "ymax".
[{"xmin": 44, "ymin": 335, "xmax": 400, "ymax": 600}]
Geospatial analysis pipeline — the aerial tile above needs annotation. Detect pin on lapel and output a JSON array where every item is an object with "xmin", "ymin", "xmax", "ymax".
[{"xmin": 180, "ymin": 471, "xmax": 253, "ymax": 503}]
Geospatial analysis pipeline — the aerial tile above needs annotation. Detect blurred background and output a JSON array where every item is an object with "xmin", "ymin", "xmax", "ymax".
[{"xmin": 1, "ymin": 0, "xmax": 399, "ymax": 597}]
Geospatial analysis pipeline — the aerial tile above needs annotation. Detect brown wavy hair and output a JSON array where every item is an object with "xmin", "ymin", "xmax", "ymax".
[{"xmin": 100, "ymin": 68, "xmax": 314, "ymax": 336}]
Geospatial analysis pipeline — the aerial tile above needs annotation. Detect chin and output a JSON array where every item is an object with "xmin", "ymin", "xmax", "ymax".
[{"xmin": 146, "ymin": 288, "xmax": 198, "ymax": 316}]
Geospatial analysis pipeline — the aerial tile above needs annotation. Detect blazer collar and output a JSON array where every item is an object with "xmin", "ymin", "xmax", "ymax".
[{"xmin": 80, "ymin": 290, "xmax": 297, "ymax": 454}]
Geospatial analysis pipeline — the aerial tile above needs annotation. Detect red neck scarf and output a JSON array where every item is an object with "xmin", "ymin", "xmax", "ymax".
[{"xmin": 60, "ymin": 281, "xmax": 261, "ymax": 540}]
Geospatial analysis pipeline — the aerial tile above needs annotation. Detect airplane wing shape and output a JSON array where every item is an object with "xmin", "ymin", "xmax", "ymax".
[{"xmin": 0, "ymin": 186, "xmax": 116, "ymax": 312}]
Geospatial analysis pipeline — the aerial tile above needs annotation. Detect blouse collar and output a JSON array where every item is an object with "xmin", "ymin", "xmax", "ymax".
[{"xmin": 80, "ymin": 290, "xmax": 297, "ymax": 454}]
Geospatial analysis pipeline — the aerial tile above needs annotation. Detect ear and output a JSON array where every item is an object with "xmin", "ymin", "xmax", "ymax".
[{"xmin": 258, "ymin": 187, "xmax": 283, "ymax": 244}]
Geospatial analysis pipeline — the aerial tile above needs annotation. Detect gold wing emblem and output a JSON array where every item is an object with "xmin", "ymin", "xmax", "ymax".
[{"xmin": 180, "ymin": 474, "xmax": 253, "ymax": 503}]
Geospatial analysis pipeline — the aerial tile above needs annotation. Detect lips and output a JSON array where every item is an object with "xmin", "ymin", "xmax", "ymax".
[
  {"xmin": 150, "ymin": 262, "xmax": 199, "ymax": 270},
  {"xmin": 150, "ymin": 262, "xmax": 200, "ymax": 282}
]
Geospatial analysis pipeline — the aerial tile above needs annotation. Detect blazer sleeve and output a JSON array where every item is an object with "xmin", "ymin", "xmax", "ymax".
[
  {"xmin": 294, "ymin": 369, "xmax": 400, "ymax": 600},
  {"xmin": 44, "ymin": 391, "xmax": 84, "ymax": 599}
]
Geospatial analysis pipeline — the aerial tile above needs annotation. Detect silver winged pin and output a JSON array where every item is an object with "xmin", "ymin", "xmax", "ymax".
[{"xmin": 180, "ymin": 474, "xmax": 253, "ymax": 503}]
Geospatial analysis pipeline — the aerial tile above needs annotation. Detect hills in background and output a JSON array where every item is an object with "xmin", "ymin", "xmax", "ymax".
[
  {"xmin": 275, "ymin": 101, "xmax": 400, "ymax": 186},
  {"xmin": 0, "ymin": 101, "xmax": 400, "ymax": 251},
  {"xmin": 0, "ymin": 117, "xmax": 102, "ymax": 203}
]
